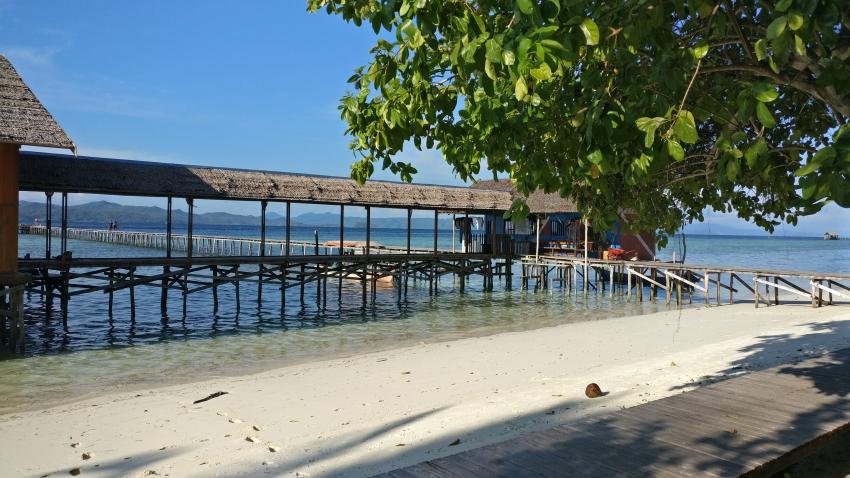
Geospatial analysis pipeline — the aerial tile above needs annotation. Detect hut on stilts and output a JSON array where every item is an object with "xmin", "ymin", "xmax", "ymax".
[{"xmin": 0, "ymin": 55, "xmax": 75, "ymax": 351}]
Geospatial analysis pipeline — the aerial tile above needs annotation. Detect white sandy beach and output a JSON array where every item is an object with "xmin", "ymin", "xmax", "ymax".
[{"xmin": 2, "ymin": 302, "xmax": 850, "ymax": 477}]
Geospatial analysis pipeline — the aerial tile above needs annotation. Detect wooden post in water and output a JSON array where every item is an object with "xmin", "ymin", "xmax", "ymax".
[
  {"xmin": 44, "ymin": 192, "xmax": 53, "ymax": 259},
  {"xmin": 339, "ymin": 204, "xmax": 344, "ymax": 299},
  {"xmin": 161, "ymin": 196, "xmax": 173, "ymax": 313},
  {"xmin": 364, "ymin": 206, "xmax": 371, "ymax": 305},
  {"xmin": 186, "ymin": 198, "xmax": 194, "ymax": 260},
  {"xmin": 60, "ymin": 192, "xmax": 68, "ymax": 256},
  {"xmin": 405, "ymin": 208, "xmax": 411, "ymax": 294},
  {"xmin": 259, "ymin": 200, "xmax": 267, "ymax": 304},
  {"xmin": 461, "ymin": 210, "xmax": 469, "ymax": 293},
  {"xmin": 234, "ymin": 264, "xmax": 241, "ymax": 312},
  {"xmin": 129, "ymin": 266, "xmax": 136, "ymax": 321},
  {"xmin": 285, "ymin": 201, "xmax": 291, "ymax": 257},
  {"xmin": 432, "ymin": 210, "xmax": 438, "ymax": 294},
  {"xmin": 212, "ymin": 266, "xmax": 219, "ymax": 312}
]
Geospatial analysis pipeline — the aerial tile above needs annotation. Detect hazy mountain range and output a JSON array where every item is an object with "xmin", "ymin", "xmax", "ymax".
[{"xmin": 19, "ymin": 201, "xmax": 455, "ymax": 229}]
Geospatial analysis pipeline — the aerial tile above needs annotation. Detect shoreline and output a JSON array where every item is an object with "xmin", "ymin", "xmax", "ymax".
[{"xmin": 2, "ymin": 303, "xmax": 850, "ymax": 477}]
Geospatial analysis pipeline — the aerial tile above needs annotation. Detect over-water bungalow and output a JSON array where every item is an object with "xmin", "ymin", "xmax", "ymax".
[{"xmin": 471, "ymin": 179, "xmax": 656, "ymax": 261}]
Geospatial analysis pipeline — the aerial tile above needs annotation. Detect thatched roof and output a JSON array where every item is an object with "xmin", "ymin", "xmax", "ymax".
[
  {"xmin": 471, "ymin": 179, "xmax": 578, "ymax": 214},
  {"xmin": 0, "ymin": 55, "xmax": 74, "ymax": 150},
  {"xmin": 19, "ymin": 152, "xmax": 512, "ymax": 212}
]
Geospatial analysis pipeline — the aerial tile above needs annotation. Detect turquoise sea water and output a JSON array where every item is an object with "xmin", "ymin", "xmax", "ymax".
[{"xmin": 2, "ymin": 228, "xmax": 848, "ymax": 413}]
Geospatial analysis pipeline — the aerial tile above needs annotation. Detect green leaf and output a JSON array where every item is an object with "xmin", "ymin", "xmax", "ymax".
[
  {"xmin": 517, "ymin": 0, "xmax": 534, "ymax": 15},
  {"xmin": 793, "ymin": 34, "xmax": 805, "ymax": 56},
  {"xmin": 587, "ymin": 149, "xmax": 603, "ymax": 164},
  {"xmin": 744, "ymin": 138, "xmax": 768, "ymax": 168},
  {"xmin": 795, "ymin": 147, "xmax": 835, "ymax": 177},
  {"xmin": 485, "ymin": 59, "xmax": 497, "ymax": 79},
  {"xmin": 754, "ymin": 39, "xmax": 768, "ymax": 61},
  {"xmin": 636, "ymin": 117, "xmax": 665, "ymax": 148},
  {"xmin": 635, "ymin": 117, "xmax": 665, "ymax": 132},
  {"xmin": 768, "ymin": 56, "xmax": 780, "ymax": 74},
  {"xmin": 766, "ymin": 16, "xmax": 787, "ymax": 40},
  {"xmin": 776, "ymin": 0, "xmax": 792, "ymax": 12},
  {"xmin": 485, "ymin": 38, "xmax": 503, "ymax": 64},
  {"xmin": 752, "ymin": 82, "xmax": 779, "ymax": 102},
  {"xmin": 530, "ymin": 63, "xmax": 552, "ymax": 81},
  {"xmin": 787, "ymin": 10, "xmax": 804, "ymax": 30},
  {"xmin": 692, "ymin": 41, "xmax": 709, "ymax": 60},
  {"xmin": 579, "ymin": 18, "xmax": 599, "ymax": 46},
  {"xmin": 726, "ymin": 157, "xmax": 740, "ymax": 181},
  {"xmin": 673, "ymin": 110, "xmax": 698, "ymax": 144},
  {"xmin": 515, "ymin": 76, "xmax": 528, "ymax": 101},
  {"xmin": 755, "ymin": 102, "xmax": 776, "ymax": 128},
  {"xmin": 667, "ymin": 140, "xmax": 685, "ymax": 161},
  {"xmin": 502, "ymin": 50, "xmax": 516, "ymax": 66},
  {"xmin": 795, "ymin": 161, "xmax": 819, "ymax": 177}
]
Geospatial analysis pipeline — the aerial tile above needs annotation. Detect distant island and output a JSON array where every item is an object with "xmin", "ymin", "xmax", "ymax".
[{"xmin": 18, "ymin": 200, "xmax": 455, "ymax": 229}]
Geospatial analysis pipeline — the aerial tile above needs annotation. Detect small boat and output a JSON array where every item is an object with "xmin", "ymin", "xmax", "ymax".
[{"xmin": 824, "ymin": 232, "xmax": 840, "ymax": 240}]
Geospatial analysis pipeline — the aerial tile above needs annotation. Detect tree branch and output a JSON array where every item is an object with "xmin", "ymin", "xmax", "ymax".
[{"xmin": 699, "ymin": 64, "xmax": 850, "ymax": 119}]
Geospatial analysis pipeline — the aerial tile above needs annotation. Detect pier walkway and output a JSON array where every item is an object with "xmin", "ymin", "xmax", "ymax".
[
  {"xmin": 19, "ymin": 225, "xmax": 444, "ymax": 256},
  {"xmin": 378, "ymin": 347, "xmax": 850, "ymax": 477},
  {"xmin": 519, "ymin": 254, "xmax": 850, "ymax": 308}
]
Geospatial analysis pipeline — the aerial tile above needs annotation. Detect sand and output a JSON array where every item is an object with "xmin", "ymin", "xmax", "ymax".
[{"xmin": 2, "ymin": 302, "xmax": 850, "ymax": 477}]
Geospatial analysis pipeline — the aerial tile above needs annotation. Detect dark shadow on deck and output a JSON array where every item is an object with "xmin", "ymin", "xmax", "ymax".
[{"xmin": 365, "ymin": 325, "xmax": 850, "ymax": 478}]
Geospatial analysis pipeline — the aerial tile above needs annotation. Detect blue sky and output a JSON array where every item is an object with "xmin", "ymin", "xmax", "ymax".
[{"xmin": 3, "ymin": 1, "xmax": 847, "ymax": 235}]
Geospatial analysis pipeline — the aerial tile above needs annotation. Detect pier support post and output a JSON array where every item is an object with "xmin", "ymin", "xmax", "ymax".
[
  {"xmin": 285, "ymin": 201, "xmax": 291, "ymax": 257},
  {"xmin": 186, "ymin": 198, "xmax": 194, "ymax": 260},
  {"xmin": 161, "ymin": 196, "xmax": 173, "ymax": 314},
  {"xmin": 60, "ymin": 192, "xmax": 68, "ymax": 255},
  {"xmin": 44, "ymin": 192, "xmax": 53, "ymax": 259}
]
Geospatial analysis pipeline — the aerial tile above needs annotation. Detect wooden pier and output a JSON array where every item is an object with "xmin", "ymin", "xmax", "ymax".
[
  {"xmin": 377, "ymin": 347, "xmax": 850, "ymax": 477},
  {"xmin": 4, "ymin": 151, "xmax": 849, "ymax": 354},
  {"xmin": 19, "ymin": 225, "xmax": 442, "ymax": 256},
  {"xmin": 519, "ymin": 255, "xmax": 850, "ymax": 308}
]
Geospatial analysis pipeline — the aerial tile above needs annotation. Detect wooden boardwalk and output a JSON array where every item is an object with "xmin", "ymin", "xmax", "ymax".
[
  {"xmin": 520, "ymin": 254, "xmax": 850, "ymax": 308},
  {"xmin": 377, "ymin": 348, "xmax": 850, "ymax": 477}
]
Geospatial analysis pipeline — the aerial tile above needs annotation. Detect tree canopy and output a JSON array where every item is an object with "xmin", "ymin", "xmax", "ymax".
[{"xmin": 308, "ymin": 0, "xmax": 850, "ymax": 239}]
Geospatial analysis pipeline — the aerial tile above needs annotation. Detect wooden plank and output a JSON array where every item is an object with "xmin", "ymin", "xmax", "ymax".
[
  {"xmin": 600, "ymin": 403, "xmax": 798, "ymax": 470},
  {"xmin": 383, "ymin": 348, "xmax": 850, "ymax": 478},
  {"xmin": 531, "ymin": 424, "xmax": 699, "ymax": 477}
]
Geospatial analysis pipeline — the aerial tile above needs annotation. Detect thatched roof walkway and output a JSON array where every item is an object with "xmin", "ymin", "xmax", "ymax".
[{"xmin": 19, "ymin": 151, "xmax": 512, "ymax": 212}]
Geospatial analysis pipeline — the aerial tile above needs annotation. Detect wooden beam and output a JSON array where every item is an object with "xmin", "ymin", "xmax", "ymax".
[
  {"xmin": 753, "ymin": 277, "xmax": 811, "ymax": 298},
  {"xmin": 365, "ymin": 206, "xmax": 371, "ymax": 256},
  {"xmin": 663, "ymin": 270, "xmax": 706, "ymax": 292},
  {"xmin": 626, "ymin": 267, "xmax": 666, "ymax": 290},
  {"xmin": 811, "ymin": 281, "xmax": 850, "ymax": 300}
]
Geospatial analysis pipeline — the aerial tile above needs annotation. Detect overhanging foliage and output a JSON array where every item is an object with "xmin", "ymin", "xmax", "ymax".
[{"xmin": 308, "ymin": 0, "xmax": 850, "ymax": 241}]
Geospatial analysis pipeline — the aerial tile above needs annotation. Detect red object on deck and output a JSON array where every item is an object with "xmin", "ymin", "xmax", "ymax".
[{"xmin": 607, "ymin": 248, "xmax": 636, "ymax": 261}]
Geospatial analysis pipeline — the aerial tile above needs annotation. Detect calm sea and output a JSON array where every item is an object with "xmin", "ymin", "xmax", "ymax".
[{"xmin": 2, "ymin": 227, "xmax": 848, "ymax": 413}]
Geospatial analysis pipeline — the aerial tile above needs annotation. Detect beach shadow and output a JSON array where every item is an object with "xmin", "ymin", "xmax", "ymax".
[
  {"xmin": 327, "ymin": 319, "xmax": 850, "ymax": 477},
  {"xmin": 39, "ymin": 445, "xmax": 191, "ymax": 477},
  {"xmin": 669, "ymin": 318, "xmax": 850, "ymax": 392},
  {"xmin": 285, "ymin": 398, "xmax": 586, "ymax": 478}
]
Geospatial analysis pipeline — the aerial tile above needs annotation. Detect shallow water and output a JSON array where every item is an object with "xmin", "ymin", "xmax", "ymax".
[{"xmin": 2, "ymin": 229, "xmax": 848, "ymax": 414}]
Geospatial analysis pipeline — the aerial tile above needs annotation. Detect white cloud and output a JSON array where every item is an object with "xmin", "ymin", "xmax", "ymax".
[{"xmin": 3, "ymin": 46, "xmax": 60, "ymax": 68}]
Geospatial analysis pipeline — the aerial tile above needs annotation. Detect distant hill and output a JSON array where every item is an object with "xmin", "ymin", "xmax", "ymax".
[{"xmin": 18, "ymin": 201, "xmax": 455, "ymax": 229}]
